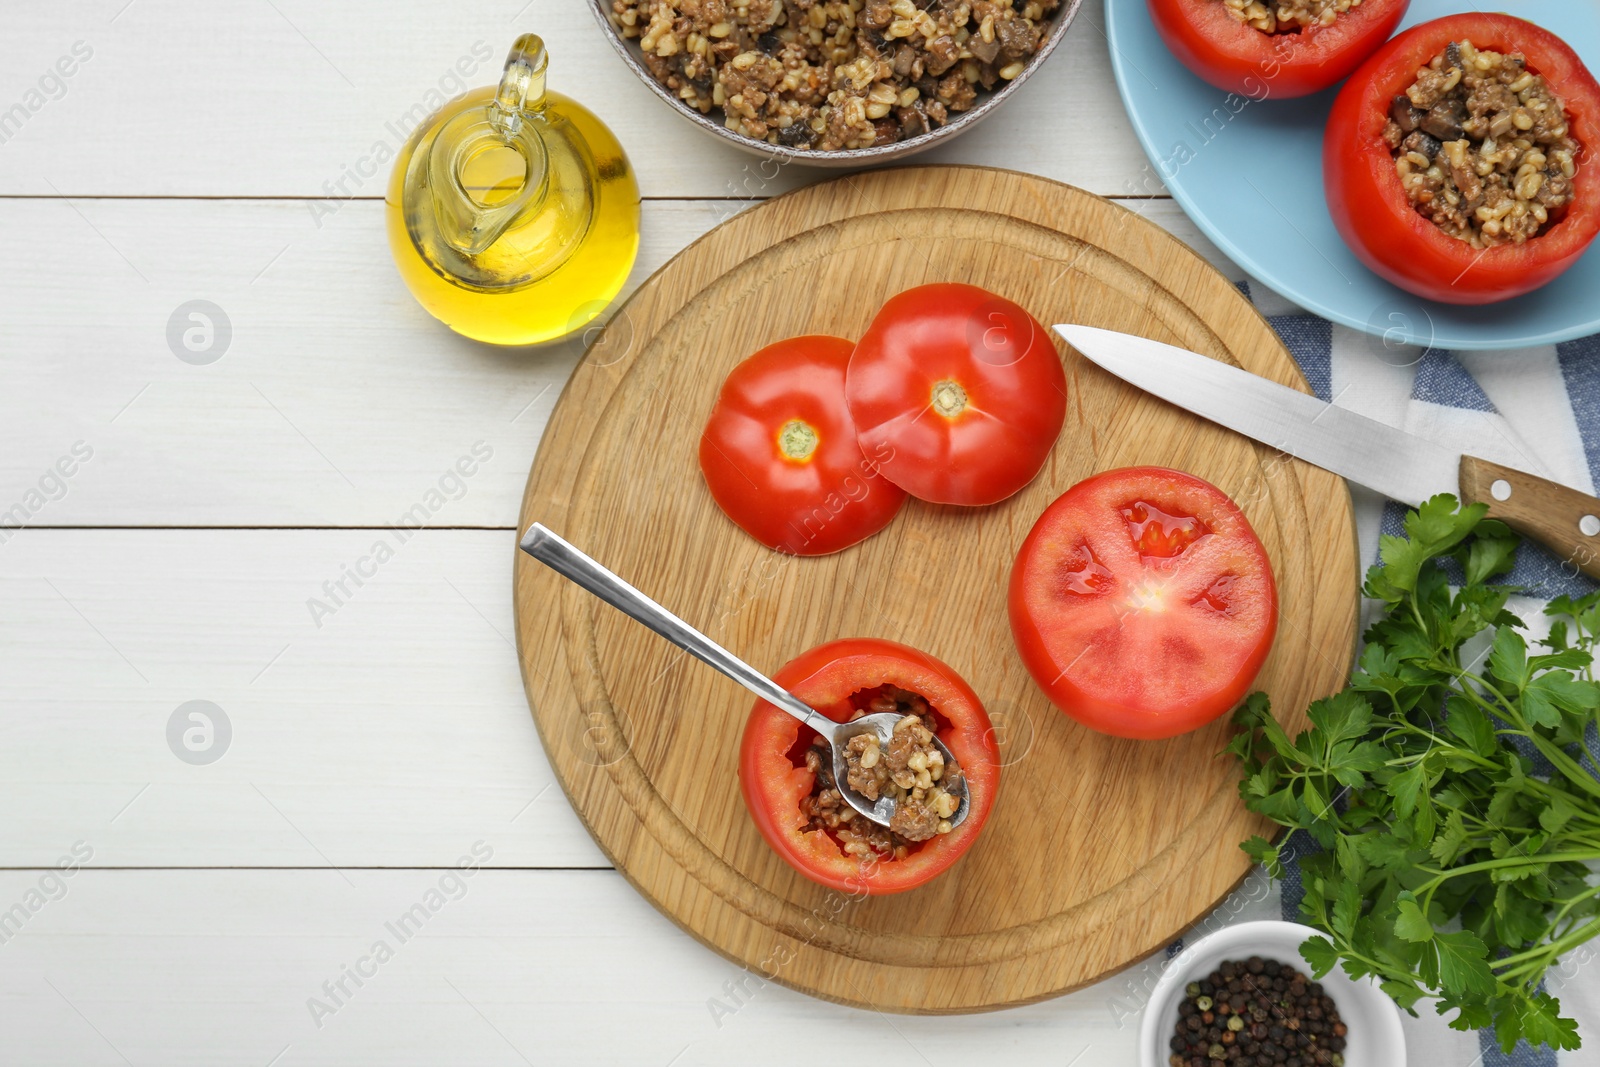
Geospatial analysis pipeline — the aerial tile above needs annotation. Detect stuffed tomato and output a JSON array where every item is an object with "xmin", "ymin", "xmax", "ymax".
[
  {"xmin": 1148, "ymin": 0, "xmax": 1409, "ymax": 99},
  {"xmin": 1325, "ymin": 13, "xmax": 1600, "ymax": 303},
  {"xmin": 738, "ymin": 638, "xmax": 999, "ymax": 895}
]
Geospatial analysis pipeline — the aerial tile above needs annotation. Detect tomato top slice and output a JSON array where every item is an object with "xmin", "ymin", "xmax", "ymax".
[
  {"xmin": 738, "ymin": 638, "xmax": 1000, "ymax": 895},
  {"xmin": 1325, "ymin": 13, "xmax": 1600, "ymax": 304},
  {"xmin": 1148, "ymin": 0, "xmax": 1410, "ymax": 99},
  {"xmin": 1008, "ymin": 467, "xmax": 1278, "ymax": 741},
  {"xmin": 845, "ymin": 284, "xmax": 1066, "ymax": 507},
  {"xmin": 699, "ymin": 336, "xmax": 907, "ymax": 556}
]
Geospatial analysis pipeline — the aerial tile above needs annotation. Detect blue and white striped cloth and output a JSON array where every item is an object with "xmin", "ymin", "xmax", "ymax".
[{"xmin": 1172, "ymin": 284, "xmax": 1600, "ymax": 1065}]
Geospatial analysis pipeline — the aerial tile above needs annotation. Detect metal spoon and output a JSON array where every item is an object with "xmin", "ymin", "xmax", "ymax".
[{"xmin": 519, "ymin": 523, "xmax": 970, "ymax": 832}]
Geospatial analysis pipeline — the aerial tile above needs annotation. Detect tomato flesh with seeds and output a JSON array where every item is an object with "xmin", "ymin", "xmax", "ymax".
[
  {"xmin": 1325, "ymin": 13, "xmax": 1600, "ymax": 304},
  {"xmin": 738, "ymin": 638, "xmax": 1000, "ymax": 895},
  {"xmin": 845, "ymin": 283, "xmax": 1066, "ymax": 507},
  {"xmin": 1147, "ymin": 0, "xmax": 1410, "ymax": 99},
  {"xmin": 1008, "ymin": 467, "xmax": 1278, "ymax": 741},
  {"xmin": 700, "ymin": 335, "xmax": 906, "ymax": 555}
]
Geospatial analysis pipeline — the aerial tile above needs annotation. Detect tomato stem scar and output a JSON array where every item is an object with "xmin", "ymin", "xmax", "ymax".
[
  {"xmin": 930, "ymin": 379, "xmax": 968, "ymax": 418},
  {"xmin": 778, "ymin": 418, "xmax": 820, "ymax": 461}
]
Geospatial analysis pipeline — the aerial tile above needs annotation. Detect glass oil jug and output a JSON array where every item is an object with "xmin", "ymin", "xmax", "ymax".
[{"xmin": 386, "ymin": 35, "xmax": 640, "ymax": 346}]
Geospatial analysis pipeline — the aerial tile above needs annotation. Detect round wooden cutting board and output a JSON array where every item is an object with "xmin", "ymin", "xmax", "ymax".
[{"xmin": 513, "ymin": 166, "xmax": 1358, "ymax": 1013}]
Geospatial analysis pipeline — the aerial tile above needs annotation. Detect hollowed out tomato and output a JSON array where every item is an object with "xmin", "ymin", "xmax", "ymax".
[
  {"xmin": 1325, "ymin": 13, "xmax": 1600, "ymax": 304},
  {"xmin": 1008, "ymin": 467, "xmax": 1277, "ymax": 741},
  {"xmin": 1148, "ymin": 0, "xmax": 1410, "ymax": 99},
  {"xmin": 844, "ymin": 283, "xmax": 1066, "ymax": 507},
  {"xmin": 700, "ymin": 336, "xmax": 907, "ymax": 555},
  {"xmin": 738, "ymin": 638, "xmax": 1000, "ymax": 895}
]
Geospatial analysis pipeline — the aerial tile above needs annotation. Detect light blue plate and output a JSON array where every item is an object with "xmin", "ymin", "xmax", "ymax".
[{"xmin": 1105, "ymin": 0, "xmax": 1600, "ymax": 350}]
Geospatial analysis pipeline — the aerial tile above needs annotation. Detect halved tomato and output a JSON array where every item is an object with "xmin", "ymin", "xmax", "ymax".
[
  {"xmin": 1008, "ymin": 467, "xmax": 1277, "ymax": 741},
  {"xmin": 1148, "ymin": 0, "xmax": 1410, "ymax": 99},
  {"xmin": 845, "ymin": 283, "xmax": 1066, "ymax": 507},
  {"xmin": 700, "ymin": 336, "xmax": 907, "ymax": 555},
  {"xmin": 1325, "ymin": 13, "xmax": 1600, "ymax": 304},
  {"xmin": 738, "ymin": 638, "xmax": 1000, "ymax": 895}
]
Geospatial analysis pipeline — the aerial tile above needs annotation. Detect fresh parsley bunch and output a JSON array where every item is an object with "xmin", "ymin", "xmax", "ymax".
[{"xmin": 1228, "ymin": 495, "xmax": 1600, "ymax": 1053}]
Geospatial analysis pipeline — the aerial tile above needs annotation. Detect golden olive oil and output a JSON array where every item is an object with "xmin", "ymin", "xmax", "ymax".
[{"xmin": 385, "ymin": 37, "xmax": 640, "ymax": 346}]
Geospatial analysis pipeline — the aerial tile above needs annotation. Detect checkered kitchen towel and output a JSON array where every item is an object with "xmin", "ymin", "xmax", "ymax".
[{"xmin": 1169, "ymin": 283, "xmax": 1600, "ymax": 1065}]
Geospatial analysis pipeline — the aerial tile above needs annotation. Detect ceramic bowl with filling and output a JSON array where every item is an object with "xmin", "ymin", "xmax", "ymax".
[{"xmin": 588, "ymin": 0, "xmax": 1085, "ymax": 166}]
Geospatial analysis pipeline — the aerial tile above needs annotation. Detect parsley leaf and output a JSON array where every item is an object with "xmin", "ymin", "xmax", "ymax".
[
  {"xmin": 1394, "ymin": 893, "xmax": 1433, "ymax": 943},
  {"xmin": 1298, "ymin": 934, "xmax": 1338, "ymax": 978},
  {"xmin": 1496, "ymin": 992, "xmax": 1583, "ymax": 1053},
  {"xmin": 1434, "ymin": 931, "xmax": 1496, "ymax": 1000}
]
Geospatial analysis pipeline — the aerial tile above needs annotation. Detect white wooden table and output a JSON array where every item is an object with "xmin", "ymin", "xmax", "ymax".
[{"xmin": 0, "ymin": 3, "xmax": 1366, "ymax": 1063}]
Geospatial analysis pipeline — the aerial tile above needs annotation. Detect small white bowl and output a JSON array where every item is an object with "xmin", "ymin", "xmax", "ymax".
[{"xmin": 1139, "ymin": 920, "xmax": 1406, "ymax": 1067}]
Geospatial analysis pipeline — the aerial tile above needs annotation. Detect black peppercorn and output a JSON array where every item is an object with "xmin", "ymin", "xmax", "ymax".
[{"xmin": 1170, "ymin": 958, "xmax": 1348, "ymax": 1067}]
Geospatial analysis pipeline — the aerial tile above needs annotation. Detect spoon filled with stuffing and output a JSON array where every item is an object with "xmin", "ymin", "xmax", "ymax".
[{"xmin": 519, "ymin": 522, "xmax": 971, "ymax": 834}]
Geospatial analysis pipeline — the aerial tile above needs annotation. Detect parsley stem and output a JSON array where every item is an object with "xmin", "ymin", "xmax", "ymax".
[
  {"xmin": 1417, "ymin": 850, "xmax": 1600, "ymax": 885},
  {"xmin": 1495, "ymin": 915, "xmax": 1600, "ymax": 978},
  {"xmin": 1546, "ymin": 882, "xmax": 1600, "ymax": 938},
  {"xmin": 1449, "ymin": 675, "xmax": 1600, "ymax": 802}
]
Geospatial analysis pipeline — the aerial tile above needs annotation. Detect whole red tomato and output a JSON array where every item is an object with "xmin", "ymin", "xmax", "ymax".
[
  {"xmin": 700, "ymin": 336, "xmax": 906, "ymax": 555},
  {"xmin": 738, "ymin": 638, "xmax": 1000, "ymax": 895},
  {"xmin": 845, "ymin": 283, "xmax": 1065, "ymax": 507},
  {"xmin": 1009, "ymin": 468, "xmax": 1277, "ymax": 741},
  {"xmin": 1148, "ymin": 0, "xmax": 1409, "ymax": 99},
  {"xmin": 1325, "ymin": 13, "xmax": 1600, "ymax": 304}
]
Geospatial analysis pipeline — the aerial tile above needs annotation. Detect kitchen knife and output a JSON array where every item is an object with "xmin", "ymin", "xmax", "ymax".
[{"xmin": 1055, "ymin": 324, "xmax": 1600, "ymax": 581}]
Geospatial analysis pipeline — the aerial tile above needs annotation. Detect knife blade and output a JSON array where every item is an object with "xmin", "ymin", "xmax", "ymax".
[{"xmin": 1055, "ymin": 324, "xmax": 1600, "ymax": 581}]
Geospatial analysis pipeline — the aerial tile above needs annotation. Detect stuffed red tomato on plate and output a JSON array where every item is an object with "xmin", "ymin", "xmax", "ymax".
[
  {"xmin": 738, "ymin": 638, "xmax": 999, "ymax": 895},
  {"xmin": 1147, "ymin": 0, "xmax": 1410, "ymax": 98},
  {"xmin": 1325, "ymin": 13, "xmax": 1600, "ymax": 304},
  {"xmin": 1009, "ymin": 467, "xmax": 1277, "ymax": 741}
]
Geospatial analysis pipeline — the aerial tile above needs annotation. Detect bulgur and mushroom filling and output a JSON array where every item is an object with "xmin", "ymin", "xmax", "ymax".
[
  {"xmin": 607, "ymin": 0, "xmax": 1061, "ymax": 151},
  {"xmin": 798, "ymin": 685, "xmax": 964, "ymax": 859},
  {"xmin": 1383, "ymin": 40, "xmax": 1580, "ymax": 248},
  {"xmin": 1215, "ymin": 0, "xmax": 1360, "ymax": 36}
]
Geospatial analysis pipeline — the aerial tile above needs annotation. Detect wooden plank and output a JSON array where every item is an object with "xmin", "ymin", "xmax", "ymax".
[
  {"xmin": 0, "ymin": 867, "xmax": 1297, "ymax": 1066},
  {"xmin": 0, "ymin": 197, "xmax": 1241, "ymax": 529},
  {"xmin": 0, "ymin": 528, "xmax": 607, "ymax": 868},
  {"xmin": 0, "ymin": 867, "xmax": 1466, "ymax": 1065},
  {"xmin": 0, "ymin": 0, "xmax": 1153, "ymax": 200},
  {"xmin": 0, "ymin": 197, "xmax": 716, "ymax": 529}
]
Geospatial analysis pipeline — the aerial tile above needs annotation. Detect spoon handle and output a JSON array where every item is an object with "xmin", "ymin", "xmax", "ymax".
[{"xmin": 519, "ymin": 523, "xmax": 836, "ymax": 736}]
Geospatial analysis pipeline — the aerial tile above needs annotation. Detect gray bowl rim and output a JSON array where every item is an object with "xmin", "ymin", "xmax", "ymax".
[{"xmin": 585, "ymin": 0, "xmax": 1088, "ymax": 167}]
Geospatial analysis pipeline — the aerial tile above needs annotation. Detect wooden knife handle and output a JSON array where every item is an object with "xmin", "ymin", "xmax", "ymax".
[{"xmin": 1460, "ymin": 455, "xmax": 1600, "ymax": 581}]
